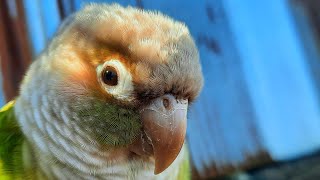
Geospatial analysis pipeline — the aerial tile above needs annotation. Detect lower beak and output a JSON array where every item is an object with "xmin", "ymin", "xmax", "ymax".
[{"xmin": 140, "ymin": 94, "xmax": 188, "ymax": 174}]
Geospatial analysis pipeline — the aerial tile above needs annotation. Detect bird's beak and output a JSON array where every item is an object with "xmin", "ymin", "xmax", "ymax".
[{"xmin": 140, "ymin": 94, "xmax": 188, "ymax": 174}]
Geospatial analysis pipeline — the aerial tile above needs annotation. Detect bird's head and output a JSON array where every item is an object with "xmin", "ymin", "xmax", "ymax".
[{"xmin": 23, "ymin": 4, "xmax": 203, "ymax": 175}]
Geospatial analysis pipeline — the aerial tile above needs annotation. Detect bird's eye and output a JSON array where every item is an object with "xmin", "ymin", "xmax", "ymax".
[
  {"xmin": 97, "ymin": 59, "xmax": 133, "ymax": 101},
  {"xmin": 102, "ymin": 66, "xmax": 118, "ymax": 86}
]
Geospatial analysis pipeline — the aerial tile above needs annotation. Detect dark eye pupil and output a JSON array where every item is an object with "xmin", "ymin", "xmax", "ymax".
[{"xmin": 102, "ymin": 66, "xmax": 118, "ymax": 86}]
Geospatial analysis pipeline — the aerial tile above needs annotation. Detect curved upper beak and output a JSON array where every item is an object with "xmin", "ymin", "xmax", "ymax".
[{"xmin": 140, "ymin": 94, "xmax": 188, "ymax": 174}]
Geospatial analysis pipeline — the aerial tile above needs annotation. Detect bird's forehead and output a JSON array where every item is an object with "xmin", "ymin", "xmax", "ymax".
[{"xmin": 68, "ymin": 4, "xmax": 191, "ymax": 65}]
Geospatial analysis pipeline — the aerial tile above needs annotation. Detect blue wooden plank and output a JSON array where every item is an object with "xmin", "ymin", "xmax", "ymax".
[
  {"xmin": 40, "ymin": 0, "xmax": 61, "ymax": 40},
  {"xmin": 223, "ymin": 0, "xmax": 320, "ymax": 160},
  {"xmin": 60, "ymin": 0, "xmax": 75, "ymax": 17},
  {"xmin": 23, "ymin": 0, "xmax": 47, "ymax": 56},
  {"xmin": 291, "ymin": 1, "xmax": 320, "ymax": 93}
]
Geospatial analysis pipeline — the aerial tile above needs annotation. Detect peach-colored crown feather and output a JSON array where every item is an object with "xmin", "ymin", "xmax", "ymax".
[{"xmin": 70, "ymin": 3, "xmax": 191, "ymax": 64}]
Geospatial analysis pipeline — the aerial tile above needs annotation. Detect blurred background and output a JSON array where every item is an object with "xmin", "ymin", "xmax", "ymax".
[{"xmin": 1, "ymin": 0, "xmax": 320, "ymax": 179}]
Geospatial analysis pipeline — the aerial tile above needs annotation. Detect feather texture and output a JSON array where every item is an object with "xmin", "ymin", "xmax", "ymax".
[
  {"xmin": 7, "ymin": 3, "xmax": 201, "ymax": 179},
  {"xmin": 0, "ymin": 101, "xmax": 24, "ymax": 179}
]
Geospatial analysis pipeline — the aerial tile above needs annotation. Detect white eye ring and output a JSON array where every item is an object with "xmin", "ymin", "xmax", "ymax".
[{"xmin": 97, "ymin": 59, "xmax": 134, "ymax": 101}]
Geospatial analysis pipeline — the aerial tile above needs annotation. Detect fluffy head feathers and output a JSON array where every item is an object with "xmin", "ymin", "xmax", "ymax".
[{"xmin": 52, "ymin": 3, "xmax": 203, "ymax": 104}]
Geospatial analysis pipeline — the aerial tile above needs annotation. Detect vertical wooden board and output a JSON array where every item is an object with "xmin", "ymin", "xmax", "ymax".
[
  {"xmin": 0, "ymin": 1, "xmax": 14, "ymax": 101},
  {"xmin": 57, "ymin": 0, "xmax": 75, "ymax": 18},
  {"xmin": 290, "ymin": 0, "xmax": 320, "ymax": 100},
  {"xmin": 22, "ymin": 0, "xmax": 47, "ymax": 56},
  {"xmin": 8, "ymin": 0, "xmax": 32, "ymax": 69},
  {"xmin": 223, "ymin": 0, "xmax": 320, "ymax": 161},
  {"xmin": 40, "ymin": 0, "xmax": 61, "ymax": 40},
  {"xmin": 0, "ymin": 0, "xmax": 32, "ymax": 101}
]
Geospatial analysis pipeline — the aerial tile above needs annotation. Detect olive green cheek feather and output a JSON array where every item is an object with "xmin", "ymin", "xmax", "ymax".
[{"xmin": 77, "ymin": 100, "xmax": 142, "ymax": 146}]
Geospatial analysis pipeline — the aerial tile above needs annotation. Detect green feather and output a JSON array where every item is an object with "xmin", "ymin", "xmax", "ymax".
[
  {"xmin": 177, "ymin": 145, "xmax": 191, "ymax": 180},
  {"xmin": 75, "ymin": 99, "xmax": 142, "ymax": 147},
  {"xmin": 0, "ymin": 101, "xmax": 24, "ymax": 179}
]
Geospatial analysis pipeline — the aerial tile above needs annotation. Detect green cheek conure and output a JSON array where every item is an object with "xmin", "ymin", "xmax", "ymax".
[{"xmin": 0, "ymin": 3, "xmax": 203, "ymax": 180}]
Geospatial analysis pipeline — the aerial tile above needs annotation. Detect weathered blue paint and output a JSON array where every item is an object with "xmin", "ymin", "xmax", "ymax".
[
  {"xmin": 23, "ymin": 0, "xmax": 61, "ymax": 55},
  {"xmin": 223, "ymin": 0, "xmax": 320, "ymax": 160},
  {"xmin": 40, "ymin": 0, "xmax": 61, "ymax": 40},
  {"xmin": 291, "ymin": 1, "xmax": 320, "ymax": 94},
  {"xmin": 59, "ymin": 0, "xmax": 75, "ymax": 17},
  {"xmin": 23, "ymin": 0, "xmax": 47, "ymax": 56}
]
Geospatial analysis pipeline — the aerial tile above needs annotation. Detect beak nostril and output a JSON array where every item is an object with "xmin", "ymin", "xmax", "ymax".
[{"xmin": 162, "ymin": 98, "xmax": 170, "ymax": 109}]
